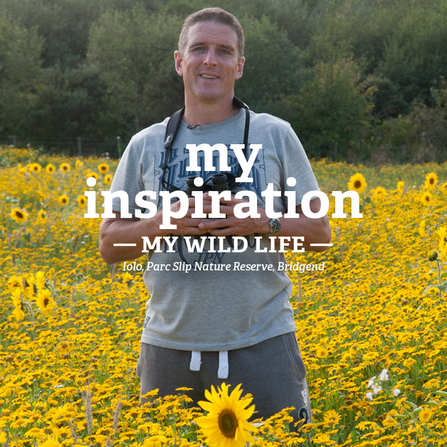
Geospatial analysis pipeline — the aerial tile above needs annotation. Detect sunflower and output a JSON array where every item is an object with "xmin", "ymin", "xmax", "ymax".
[
  {"xmin": 77, "ymin": 195, "xmax": 87, "ymax": 207},
  {"xmin": 323, "ymin": 409, "xmax": 341, "ymax": 427},
  {"xmin": 418, "ymin": 407, "xmax": 432, "ymax": 423},
  {"xmin": 59, "ymin": 162, "xmax": 70, "ymax": 173},
  {"xmin": 424, "ymin": 172, "xmax": 437, "ymax": 190},
  {"xmin": 98, "ymin": 163, "xmax": 109, "ymax": 174},
  {"xmin": 39, "ymin": 439, "xmax": 63, "ymax": 447},
  {"xmin": 197, "ymin": 383, "xmax": 257, "ymax": 447},
  {"xmin": 36, "ymin": 289, "xmax": 56, "ymax": 316},
  {"xmin": 142, "ymin": 435, "xmax": 169, "ymax": 447},
  {"xmin": 104, "ymin": 174, "xmax": 113, "ymax": 185},
  {"xmin": 348, "ymin": 173, "xmax": 367, "ymax": 194},
  {"xmin": 85, "ymin": 170, "xmax": 99, "ymax": 181},
  {"xmin": 420, "ymin": 191, "xmax": 432, "ymax": 206},
  {"xmin": 10, "ymin": 208, "xmax": 28, "ymax": 223},
  {"xmin": 372, "ymin": 186, "xmax": 387, "ymax": 199},
  {"xmin": 46, "ymin": 164, "xmax": 56, "ymax": 174},
  {"xmin": 316, "ymin": 345, "xmax": 329, "ymax": 358},
  {"xmin": 29, "ymin": 163, "xmax": 42, "ymax": 173},
  {"xmin": 75, "ymin": 159, "xmax": 84, "ymax": 169},
  {"xmin": 437, "ymin": 226, "xmax": 447, "ymax": 257},
  {"xmin": 38, "ymin": 209, "xmax": 47, "ymax": 220},
  {"xmin": 58, "ymin": 195, "xmax": 69, "ymax": 206},
  {"xmin": 11, "ymin": 289, "xmax": 25, "ymax": 321}
]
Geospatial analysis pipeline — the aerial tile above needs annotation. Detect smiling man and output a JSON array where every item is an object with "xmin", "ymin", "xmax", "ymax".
[{"xmin": 99, "ymin": 7, "xmax": 331, "ymax": 433}]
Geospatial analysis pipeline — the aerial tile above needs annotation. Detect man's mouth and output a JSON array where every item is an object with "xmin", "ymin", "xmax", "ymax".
[{"xmin": 200, "ymin": 74, "xmax": 219, "ymax": 79}]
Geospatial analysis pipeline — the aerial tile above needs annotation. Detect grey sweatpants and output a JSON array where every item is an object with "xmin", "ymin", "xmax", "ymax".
[{"xmin": 136, "ymin": 332, "xmax": 311, "ymax": 430}]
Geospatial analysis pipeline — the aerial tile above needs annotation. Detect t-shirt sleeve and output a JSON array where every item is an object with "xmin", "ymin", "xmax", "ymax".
[
  {"xmin": 282, "ymin": 126, "xmax": 320, "ymax": 205},
  {"xmin": 109, "ymin": 136, "xmax": 146, "ymax": 214}
]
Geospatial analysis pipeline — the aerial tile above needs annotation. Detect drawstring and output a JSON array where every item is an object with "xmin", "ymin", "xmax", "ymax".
[
  {"xmin": 190, "ymin": 351, "xmax": 201, "ymax": 371},
  {"xmin": 189, "ymin": 351, "xmax": 229, "ymax": 379},
  {"xmin": 218, "ymin": 351, "xmax": 229, "ymax": 379}
]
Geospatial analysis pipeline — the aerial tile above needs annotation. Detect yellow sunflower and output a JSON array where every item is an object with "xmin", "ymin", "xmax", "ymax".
[
  {"xmin": 420, "ymin": 191, "xmax": 432, "ymax": 206},
  {"xmin": 77, "ymin": 195, "xmax": 87, "ymax": 207},
  {"xmin": 372, "ymin": 186, "xmax": 387, "ymax": 199},
  {"xmin": 10, "ymin": 208, "xmax": 28, "ymax": 223},
  {"xmin": 348, "ymin": 173, "xmax": 367, "ymax": 194},
  {"xmin": 98, "ymin": 163, "xmax": 109, "ymax": 174},
  {"xmin": 104, "ymin": 174, "xmax": 113, "ymax": 185},
  {"xmin": 197, "ymin": 383, "xmax": 257, "ymax": 447},
  {"xmin": 59, "ymin": 162, "xmax": 70, "ymax": 173},
  {"xmin": 418, "ymin": 407, "xmax": 432, "ymax": 423},
  {"xmin": 424, "ymin": 172, "xmax": 437, "ymax": 190},
  {"xmin": 316, "ymin": 345, "xmax": 329, "ymax": 358},
  {"xmin": 38, "ymin": 209, "xmax": 47, "ymax": 220},
  {"xmin": 46, "ymin": 164, "xmax": 56, "ymax": 174},
  {"xmin": 36, "ymin": 289, "xmax": 57, "ymax": 317},
  {"xmin": 58, "ymin": 194, "xmax": 69, "ymax": 206},
  {"xmin": 39, "ymin": 439, "xmax": 63, "ymax": 447},
  {"xmin": 142, "ymin": 435, "xmax": 169, "ymax": 447},
  {"xmin": 85, "ymin": 170, "xmax": 99, "ymax": 181},
  {"xmin": 437, "ymin": 226, "xmax": 447, "ymax": 257},
  {"xmin": 29, "ymin": 163, "xmax": 42, "ymax": 173},
  {"xmin": 75, "ymin": 159, "xmax": 84, "ymax": 169}
]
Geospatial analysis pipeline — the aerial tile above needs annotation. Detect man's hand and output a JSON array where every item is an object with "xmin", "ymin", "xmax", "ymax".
[
  {"xmin": 197, "ymin": 194, "xmax": 269, "ymax": 236},
  {"xmin": 167, "ymin": 197, "xmax": 211, "ymax": 236},
  {"xmin": 196, "ymin": 194, "xmax": 331, "ymax": 252}
]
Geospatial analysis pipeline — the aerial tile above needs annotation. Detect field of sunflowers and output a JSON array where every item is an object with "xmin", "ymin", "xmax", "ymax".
[{"xmin": 1, "ymin": 146, "xmax": 447, "ymax": 447}]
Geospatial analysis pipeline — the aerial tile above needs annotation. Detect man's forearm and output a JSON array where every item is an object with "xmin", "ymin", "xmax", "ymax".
[{"xmin": 99, "ymin": 213, "xmax": 168, "ymax": 264}]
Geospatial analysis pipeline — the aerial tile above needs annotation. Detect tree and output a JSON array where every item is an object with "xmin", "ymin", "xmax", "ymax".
[
  {"xmin": 235, "ymin": 16, "xmax": 302, "ymax": 118},
  {"xmin": 0, "ymin": 14, "xmax": 43, "ymax": 138},
  {"xmin": 286, "ymin": 58, "xmax": 375, "ymax": 160},
  {"xmin": 87, "ymin": 7, "xmax": 184, "ymax": 139}
]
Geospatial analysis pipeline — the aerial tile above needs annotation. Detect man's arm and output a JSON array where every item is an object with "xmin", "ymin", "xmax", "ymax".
[
  {"xmin": 99, "ymin": 199, "xmax": 210, "ymax": 264},
  {"xmin": 197, "ymin": 196, "xmax": 332, "ymax": 253}
]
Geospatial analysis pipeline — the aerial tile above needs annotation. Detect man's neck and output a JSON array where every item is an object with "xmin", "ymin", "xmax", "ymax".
[{"xmin": 182, "ymin": 95, "xmax": 239, "ymax": 126}]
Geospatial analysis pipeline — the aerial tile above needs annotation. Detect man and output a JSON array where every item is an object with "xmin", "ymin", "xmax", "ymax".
[{"xmin": 99, "ymin": 7, "xmax": 331, "ymax": 430}]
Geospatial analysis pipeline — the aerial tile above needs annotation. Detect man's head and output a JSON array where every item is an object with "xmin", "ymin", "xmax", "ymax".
[
  {"xmin": 174, "ymin": 8, "xmax": 245, "ymax": 109},
  {"xmin": 178, "ymin": 7, "xmax": 244, "ymax": 60}
]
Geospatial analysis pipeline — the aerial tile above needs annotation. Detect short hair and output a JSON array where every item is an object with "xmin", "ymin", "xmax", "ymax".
[{"xmin": 178, "ymin": 7, "xmax": 244, "ymax": 60}]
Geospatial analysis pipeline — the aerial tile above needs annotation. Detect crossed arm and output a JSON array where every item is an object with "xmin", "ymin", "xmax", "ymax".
[{"xmin": 99, "ymin": 195, "xmax": 331, "ymax": 265}]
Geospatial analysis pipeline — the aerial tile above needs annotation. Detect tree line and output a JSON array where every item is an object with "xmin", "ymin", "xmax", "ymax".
[{"xmin": 0, "ymin": 0, "xmax": 446, "ymax": 162}]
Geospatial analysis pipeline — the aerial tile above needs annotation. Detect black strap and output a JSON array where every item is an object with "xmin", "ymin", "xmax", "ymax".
[{"xmin": 162, "ymin": 97, "xmax": 250, "ymax": 191}]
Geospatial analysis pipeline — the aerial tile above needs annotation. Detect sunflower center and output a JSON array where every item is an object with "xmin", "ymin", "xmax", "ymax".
[
  {"xmin": 218, "ymin": 409, "xmax": 238, "ymax": 438},
  {"xmin": 354, "ymin": 180, "xmax": 361, "ymax": 189},
  {"xmin": 430, "ymin": 178, "xmax": 434, "ymax": 184},
  {"xmin": 16, "ymin": 211, "xmax": 23, "ymax": 219},
  {"xmin": 43, "ymin": 297, "xmax": 49, "ymax": 307}
]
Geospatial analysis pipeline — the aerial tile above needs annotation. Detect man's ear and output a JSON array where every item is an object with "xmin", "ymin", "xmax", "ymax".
[
  {"xmin": 235, "ymin": 56, "xmax": 245, "ymax": 80},
  {"xmin": 174, "ymin": 51, "xmax": 183, "ymax": 76}
]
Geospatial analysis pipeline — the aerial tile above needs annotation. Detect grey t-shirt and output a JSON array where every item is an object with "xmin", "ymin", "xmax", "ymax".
[{"xmin": 110, "ymin": 108, "xmax": 320, "ymax": 351}]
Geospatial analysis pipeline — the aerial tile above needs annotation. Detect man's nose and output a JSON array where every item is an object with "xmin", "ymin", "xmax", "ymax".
[{"xmin": 203, "ymin": 47, "xmax": 218, "ymax": 66}]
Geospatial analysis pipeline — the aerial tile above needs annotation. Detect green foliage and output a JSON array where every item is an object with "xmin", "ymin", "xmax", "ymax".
[
  {"xmin": 235, "ymin": 16, "xmax": 302, "ymax": 116},
  {"xmin": 87, "ymin": 7, "xmax": 183, "ymax": 136},
  {"xmin": 377, "ymin": 3, "xmax": 447, "ymax": 114},
  {"xmin": 0, "ymin": 0, "xmax": 447, "ymax": 161},
  {"xmin": 0, "ymin": 14, "xmax": 43, "ymax": 136},
  {"xmin": 286, "ymin": 58, "xmax": 375, "ymax": 160}
]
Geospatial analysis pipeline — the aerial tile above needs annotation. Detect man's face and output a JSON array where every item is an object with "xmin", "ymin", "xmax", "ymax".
[{"xmin": 174, "ymin": 21, "xmax": 245, "ymax": 104}]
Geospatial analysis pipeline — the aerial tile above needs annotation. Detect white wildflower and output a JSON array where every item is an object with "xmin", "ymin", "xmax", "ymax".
[
  {"xmin": 379, "ymin": 369, "xmax": 389, "ymax": 381},
  {"xmin": 393, "ymin": 388, "xmax": 401, "ymax": 397}
]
